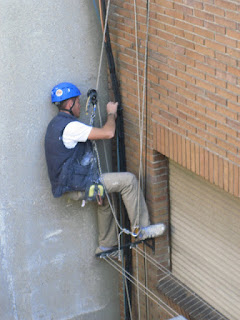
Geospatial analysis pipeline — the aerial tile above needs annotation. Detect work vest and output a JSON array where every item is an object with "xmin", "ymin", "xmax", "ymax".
[{"xmin": 45, "ymin": 112, "xmax": 99, "ymax": 197}]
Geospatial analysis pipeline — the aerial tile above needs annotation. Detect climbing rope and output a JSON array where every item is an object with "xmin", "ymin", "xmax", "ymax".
[
  {"xmin": 88, "ymin": 0, "xmax": 138, "ymax": 243},
  {"xmin": 132, "ymin": 1, "xmax": 151, "ymax": 319},
  {"xmin": 133, "ymin": 246, "xmax": 228, "ymax": 320},
  {"xmin": 104, "ymin": 254, "xmax": 179, "ymax": 319}
]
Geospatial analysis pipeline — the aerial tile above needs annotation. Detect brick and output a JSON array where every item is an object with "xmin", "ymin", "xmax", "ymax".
[
  {"xmin": 179, "ymin": 118, "xmax": 197, "ymax": 133},
  {"xmin": 227, "ymin": 29, "xmax": 240, "ymax": 41},
  {"xmin": 199, "ymin": 146, "xmax": 205, "ymax": 178},
  {"xmin": 186, "ymin": 66, "xmax": 205, "ymax": 79},
  {"xmin": 226, "ymin": 47, "xmax": 240, "ymax": 60},
  {"xmin": 217, "ymin": 122, "xmax": 238, "ymax": 138},
  {"xmin": 216, "ymin": 34, "xmax": 237, "ymax": 48},
  {"xmin": 168, "ymin": 74, "xmax": 186, "ymax": 88},
  {"xmin": 206, "ymin": 92, "xmax": 227, "ymax": 106},
  {"xmin": 227, "ymin": 83, "xmax": 240, "ymax": 95},
  {"xmin": 187, "ymin": 114, "xmax": 205, "ymax": 130},
  {"xmin": 187, "ymin": 83, "xmax": 205, "ymax": 96},
  {"xmin": 191, "ymin": 141, "xmax": 196, "ymax": 173},
  {"xmin": 215, "ymin": 0, "xmax": 237, "ymax": 10},
  {"xmin": 187, "ymin": 132, "xmax": 206, "ymax": 146},
  {"xmin": 213, "ymin": 154, "xmax": 219, "ymax": 185},
  {"xmin": 185, "ymin": 14, "xmax": 204, "ymax": 26},
  {"xmin": 175, "ymin": 19, "xmax": 194, "ymax": 32},
  {"xmin": 169, "ymin": 106, "xmax": 187, "ymax": 120},
  {"xmin": 169, "ymin": 130, "xmax": 174, "ymax": 160},
  {"xmin": 226, "ymin": 118, "xmax": 240, "ymax": 131},
  {"xmin": 208, "ymin": 141, "xmax": 228, "ymax": 157},
  {"xmin": 153, "ymin": 0, "xmax": 174, "ymax": 9},
  {"xmin": 227, "ymin": 65, "xmax": 240, "ymax": 78},
  {"xmin": 175, "ymin": 53, "xmax": 195, "ymax": 67},
  {"xmin": 206, "ymin": 74, "xmax": 226, "ymax": 89},
  {"xmin": 186, "ymin": 139, "xmax": 191, "ymax": 170},
  {"xmin": 197, "ymin": 128, "xmax": 216, "ymax": 143},
  {"xmin": 217, "ymin": 138, "xmax": 237, "ymax": 154},
  {"xmin": 206, "ymin": 57, "xmax": 226, "ymax": 72},
  {"xmin": 164, "ymin": 127, "xmax": 169, "ymax": 157},
  {"xmin": 218, "ymin": 157, "xmax": 224, "ymax": 189},
  {"xmin": 216, "ymin": 52, "xmax": 237, "ymax": 67},
  {"xmin": 195, "ymin": 61, "xmax": 215, "ymax": 75},
  {"xmin": 229, "ymin": 162, "xmax": 234, "ymax": 195},
  {"xmin": 204, "ymin": 21, "xmax": 225, "ymax": 34},
  {"xmin": 196, "ymin": 96, "xmax": 215, "ymax": 111},
  {"xmin": 194, "ymin": 26, "xmax": 215, "ymax": 40},
  {"xmin": 174, "ymin": 3, "xmax": 193, "ymax": 15},
  {"xmin": 164, "ymin": 8, "xmax": 184, "ymax": 20},
  {"xmin": 177, "ymin": 70, "xmax": 196, "ymax": 83},
  {"xmin": 205, "ymin": 4, "xmax": 224, "ymax": 16},
  {"xmin": 182, "ymin": 137, "xmax": 186, "ymax": 167},
  {"xmin": 226, "ymin": 10, "xmax": 240, "ymax": 23},
  {"xmin": 233, "ymin": 164, "xmax": 239, "ymax": 197},
  {"xmin": 227, "ymin": 153, "xmax": 240, "ymax": 166},
  {"xmin": 195, "ymin": 143, "xmax": 200, "ymax": 175},
  {"xmin": 215, "ymin": 16, "xmax": 237, "ymax": 29},
  {"xmin": 216, "ymin": 70, "xmax": 237, "ymax": 85},
  {"xmin": 216, "ymin": 105, "xmax": 238, "ymax": 120},
  {"xmin": 205, "ymin": 149, "xmax": 209, "ymax": 180},
  {"xmin": 177, "ymin": 86, "xmax": 196, "ymax": 101},
  {"xmin": 209, "ymin": 152, "xmax": 214, "ymax": 183},
  {"xmin": 195, "ymin": 9, "xmax": 214, "ymax": 21},
  {"xmin": 160, "ymin": 79, "xmax": 177, "ymax": 93},
  {"xmin": 226, "ymin": 135, "xmax": 240, "ymax": 150},
  {"xmin": 177, "ymin": 134, "xmax": 182, "ymax": 165},
  {"xmin": 168, "ymin": 121, "xmax": 187, "ymax": 136},
  {"xmin": 224, "ymin": 159, "xmax": 229, "ymax": 192},
  {"xmin": 196, "ymin": 79, "xmax": 215, "ymax": 93},
  {"xmin": 207, "ymin": 124, "xmax": 226, "ymax": 141}
]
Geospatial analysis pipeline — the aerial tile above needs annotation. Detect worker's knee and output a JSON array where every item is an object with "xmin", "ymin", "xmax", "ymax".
[{"xmin": 124, "ymin": 172, "xmax": 138, "ymax": 187}]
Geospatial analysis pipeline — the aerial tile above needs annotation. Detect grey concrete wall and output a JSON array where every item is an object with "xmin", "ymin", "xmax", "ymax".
[{"xmin": 0, "ymin": 1, "xmax": 120, "ymax": 319}]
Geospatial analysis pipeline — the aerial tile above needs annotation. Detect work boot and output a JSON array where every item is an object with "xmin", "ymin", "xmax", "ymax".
[{"xmin": 138, "ymin": 223, "xmax": 166, "ymax": 240}]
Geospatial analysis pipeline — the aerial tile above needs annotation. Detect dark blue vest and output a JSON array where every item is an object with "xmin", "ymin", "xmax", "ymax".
[{"xmin": 45, "ymin": 112, "xmax": 99, "ymax": 197}]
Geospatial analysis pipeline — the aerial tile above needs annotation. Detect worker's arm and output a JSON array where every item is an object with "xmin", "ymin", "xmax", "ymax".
[{"xmin": 88, "ymin": 102, "xmax": 118, "ymax": 140}]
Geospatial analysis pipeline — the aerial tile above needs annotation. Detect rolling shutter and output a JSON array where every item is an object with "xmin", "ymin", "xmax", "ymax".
[{"xmin": 169, "ymin": 161, "xmax": 240, "ymax": 320}]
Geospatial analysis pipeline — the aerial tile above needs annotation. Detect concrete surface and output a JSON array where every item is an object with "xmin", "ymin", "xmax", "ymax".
[{"xmin": 0, "ymin": 1, "xmax": 120, "ymax": 319}]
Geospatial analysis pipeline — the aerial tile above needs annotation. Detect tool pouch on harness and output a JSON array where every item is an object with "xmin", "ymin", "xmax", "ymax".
[{"xmin": 85, "ymin": 182, "xmax": 105, "ymax": 205}]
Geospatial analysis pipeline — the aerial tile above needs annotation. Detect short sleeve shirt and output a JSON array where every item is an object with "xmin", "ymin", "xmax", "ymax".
[{"xmin": 62, "ymin": 121, "xmax": 92, "ymax": 149}]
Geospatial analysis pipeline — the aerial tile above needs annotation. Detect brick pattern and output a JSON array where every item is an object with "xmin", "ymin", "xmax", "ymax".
[
  {"xmin": 109, "ymin": 0, "xmax": 240, "ymax": 198},
  {"xmin": 107, "ymin": 0, "xmax": 240, "ymax": 318}
]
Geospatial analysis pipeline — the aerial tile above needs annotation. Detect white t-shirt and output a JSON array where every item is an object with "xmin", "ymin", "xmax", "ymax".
[{"xmin": 62, "ymin": 121, "xmax": 92, "ymax": 149}]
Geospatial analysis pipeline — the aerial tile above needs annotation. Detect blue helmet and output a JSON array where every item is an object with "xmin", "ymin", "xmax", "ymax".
[{"xmin": 51, "ymin": 82, "xmax": 81, "ymax": 103}]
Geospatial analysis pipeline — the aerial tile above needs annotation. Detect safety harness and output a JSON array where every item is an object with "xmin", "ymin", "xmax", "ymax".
[{"xmin": 84, "ymin": 89, "xmax": 105, "ymax": 205}]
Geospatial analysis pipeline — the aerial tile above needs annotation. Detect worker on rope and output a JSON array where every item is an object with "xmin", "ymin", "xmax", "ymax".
[{"xmin": 45, "ymin": 82, "xmax": 166, "ymax": 256}]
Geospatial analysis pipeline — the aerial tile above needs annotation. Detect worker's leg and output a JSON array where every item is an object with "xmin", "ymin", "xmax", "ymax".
[
  {"xmin": 66, "ymin": 190, "xmax": 118, "ymax": 248},
  {"xmin": 97, "ymin": 195, "xmax": 118, "ymax": 247},
  {"xmin": 101, "ymin": 172, "xmax": 150, "ymax": 233}
]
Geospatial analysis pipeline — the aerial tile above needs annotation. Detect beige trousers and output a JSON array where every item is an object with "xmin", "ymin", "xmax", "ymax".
[{"xmin": 67, "ymin": 172, "xmax": 150, "ymax": 248}]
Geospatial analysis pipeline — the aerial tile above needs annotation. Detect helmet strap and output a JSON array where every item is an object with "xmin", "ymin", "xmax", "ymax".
[{"xmin": 59, "ymin": 98, "xmax": 76, "ymax": 116}]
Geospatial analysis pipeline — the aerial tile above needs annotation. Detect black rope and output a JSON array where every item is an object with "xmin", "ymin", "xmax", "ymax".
[{"xmin": 100, "ymin": 1, "xmax": 132, "ymax": 319}]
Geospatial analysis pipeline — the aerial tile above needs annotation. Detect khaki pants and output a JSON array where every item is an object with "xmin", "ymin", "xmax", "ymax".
[{"xmin": 68, "ymin": 172, "xmax": 150, "ymax": 247}]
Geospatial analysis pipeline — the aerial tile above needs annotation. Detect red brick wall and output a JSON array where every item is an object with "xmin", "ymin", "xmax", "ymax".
[
  {"xmin": 109, "ymin": 0, "xmax": 240, "ymax": 198},
  {"xmin": 107, "ymin": 0, "xmax": 240, "ymax": 318}
]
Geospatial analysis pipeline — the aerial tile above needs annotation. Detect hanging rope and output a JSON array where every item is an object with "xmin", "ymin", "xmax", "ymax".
[
  {"xmin": 133, "ymin": 246, "xmax": 228, "ymax": 320},
  {"xmin": 104, "ymin": 254, "xmax": 179, "ymax": 318},
  {"xmin": 132, "ymin": 1, "xmax": 151, "ymax": 319},
  {"xmin": 133, "ymin": 0, "xmax": 150, "ymax": 233},
  {"xmin": 92, "ymin": 0, "xmax": 138, "ymax": 243}
]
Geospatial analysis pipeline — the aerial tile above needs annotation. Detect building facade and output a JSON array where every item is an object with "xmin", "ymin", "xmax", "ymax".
[{"xmin": 107, "ymin": 0, "xmax": 240, "ymax": 319}]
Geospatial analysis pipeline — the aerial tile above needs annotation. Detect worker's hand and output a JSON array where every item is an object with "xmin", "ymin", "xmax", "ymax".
[{"xmin": 107, "ymin": 102, "xmax": 118, "ymax": 119}]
